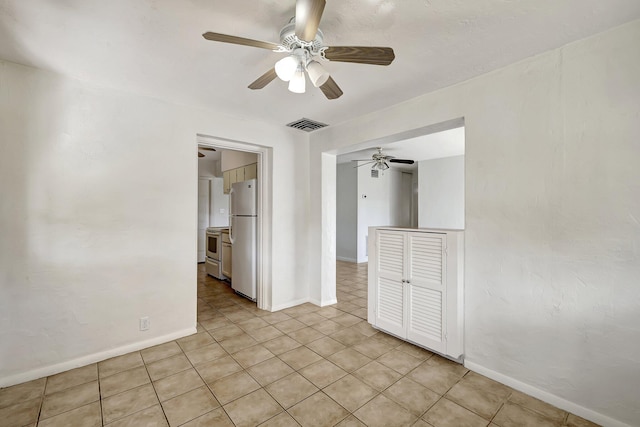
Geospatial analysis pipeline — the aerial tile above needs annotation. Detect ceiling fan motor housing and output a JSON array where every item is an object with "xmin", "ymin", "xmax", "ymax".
[{"xmin": 279, "ymin": 22, "xmax": 325, "ymax": 54}]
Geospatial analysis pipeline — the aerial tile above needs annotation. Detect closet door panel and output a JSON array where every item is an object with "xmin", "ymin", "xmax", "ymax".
[
  {"xmin": 375, "ymin": 230, "xmax": 406, "ymax": 337},
  {"xmin": 407, "ymin": 233, "xmax": 446, "ymax": 353}
]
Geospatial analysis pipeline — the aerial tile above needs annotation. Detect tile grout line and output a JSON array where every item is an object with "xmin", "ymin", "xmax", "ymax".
[
  {"xmin": 192, "ymin": 298, "xmax": 261, "ymax": 426},
  {"xmin": 188, "ymin": 310, "xmax": 234, "ymax": 425},
  {"xmin": 35, "ymin": 376, "xmax": 47, "ymax": 426},
  {"xmin": 96, "ymin": 366, "xmax": 104, "ymax": 427},
  {"xmin": 139, "ymin": 350, "xmax": 171, "ymax": 427}
]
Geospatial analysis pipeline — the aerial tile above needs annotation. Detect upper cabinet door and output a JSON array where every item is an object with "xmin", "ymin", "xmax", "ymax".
[
  {"xmin": 406, "ymin": 233, "xmax": 447, "ymax": 354},
  {"xmin": 223, "ymin": 170, "xmax": 230, "ymax": 194},
  {"xmin": 374, "ymin": 230, "xmax": 406, "ymax": 337},
  {"xmin": 245, "ymin": 163, "xmax": 257, "ymax": 180},
  {"xmin": 236, "ymin": 167, "xmax": 245, "ymax": 183}
]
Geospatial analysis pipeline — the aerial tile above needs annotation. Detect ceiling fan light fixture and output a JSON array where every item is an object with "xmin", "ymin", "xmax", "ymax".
[
  {"xmin": 306, "ymin": 60, "xmax": 329, "ymax": 87},
  {"xmin": 288, "ymin": 66, "xmax": 306, "ymax": 93},
  {"xmin": 275, "ymin": 55, "xmax": 299, "ymax": 81},
  {"xmin": 371, "ymin": 161, "xmax": 389, "ymax": 171}
]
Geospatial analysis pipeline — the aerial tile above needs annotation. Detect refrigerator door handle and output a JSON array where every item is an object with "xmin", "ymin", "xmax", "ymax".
[
  {"xmin": 229, "ymin": 216, "xmax": 235, "ymax": 244},
  {"xmin": 228, "ymin": 186, "xmax": 235, "ymax": 244}
]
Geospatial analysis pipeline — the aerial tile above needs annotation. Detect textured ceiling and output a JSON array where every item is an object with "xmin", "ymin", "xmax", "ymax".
[{"xmin": 1, "ymin": 0, "xmax": 639, "ymax": 128}]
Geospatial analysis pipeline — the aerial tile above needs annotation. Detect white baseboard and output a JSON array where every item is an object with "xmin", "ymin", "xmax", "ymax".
[
  {"xmin": 0, "ymin": 327, "xmax": 197, "ymax": 388},
  {"xmin": 336, "ymin": 256, "xmax": 357, "ymax": 263},
  {"xmin": 307, "ymin": 297, "xmax": 338, "ymax": 307},
  {"xmin": 320, "ymin": 298, "xmax": 338, "ymax": 307},
  {"xmin": 271, "ymin": 297, "xmax": 310, "ymax": 312},
  {"xmin": 464, "ymin": 360, "xmax": 632, "ymax": 427},
  {"xmin": 271, "ymin": 296, "xmax": 339, "ymax": 312}
]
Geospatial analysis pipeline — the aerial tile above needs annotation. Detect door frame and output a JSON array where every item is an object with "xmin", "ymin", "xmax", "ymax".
[{"xmin": 196, "ymin": 134, "xmax": 273, "ymax": 311}]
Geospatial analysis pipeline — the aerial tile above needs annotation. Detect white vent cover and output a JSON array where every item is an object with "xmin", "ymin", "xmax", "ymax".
[
  {"xmin": 286, "ymin": 118, "xmax": 328, "ymax": 132},
  {"xmin": 371, "ymin": 169, "xmax": 379, "ymax": 178}
]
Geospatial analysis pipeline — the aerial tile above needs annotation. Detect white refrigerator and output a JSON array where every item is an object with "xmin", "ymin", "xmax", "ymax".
[{"xmin": 229, "ymin": 179, "xmax": 257, "ymax": 301}]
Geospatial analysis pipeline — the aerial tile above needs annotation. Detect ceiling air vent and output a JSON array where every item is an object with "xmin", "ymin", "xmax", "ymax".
[
  {"xmin": 286, "ymin": 118, "xmax": 328, "ymax": 132},
  {"xmin": 371, "ymin": 169, "xmax": 379, "ymax": 178}
]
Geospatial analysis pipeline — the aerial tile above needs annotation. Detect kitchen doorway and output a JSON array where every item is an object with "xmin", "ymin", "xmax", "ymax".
[{"xmin": 196, "ymin": 134, "xmax": 272, "ymax": 311}]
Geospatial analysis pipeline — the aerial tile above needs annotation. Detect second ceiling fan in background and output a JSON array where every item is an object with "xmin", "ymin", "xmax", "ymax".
[
  {"xmin": 202, "ymin": 0, "xmax": 396, "ymax": 99},
  {"xmin": 198, "ymin": 146, "xmax": 216, "ymax": 158},
  {"xmin": 353, "ymin": 147, "xmax": 415, "ymax": 171}
]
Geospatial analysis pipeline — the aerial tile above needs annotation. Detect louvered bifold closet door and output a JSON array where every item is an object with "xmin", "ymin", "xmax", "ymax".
[
  {"xmin": 375, "ymin": 230, "xmax": 406, "ymax": 337},
  {"xmin": 406, "ymin": 233, "xmax": 446, "ymax": 354}
]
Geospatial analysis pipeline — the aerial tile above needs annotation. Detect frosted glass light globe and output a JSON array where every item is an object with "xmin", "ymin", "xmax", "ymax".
[
  {"xmin": 275, "ymin": 55, "xmax": 299, "ymax": 82},
  {"xmin": 306, "ymin": 60, "xmax": 329, "ymax": 87},
  {"xmin": 288, "ymin": 67, "xmax": 306, "ymax": 93}
]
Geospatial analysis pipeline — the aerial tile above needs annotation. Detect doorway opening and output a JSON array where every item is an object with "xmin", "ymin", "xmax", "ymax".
[
  {"xmin": 196, "ymin": 134, "xmax": 272, "ymax": 311},
  {"xmin": 331, "ymin": 118, "xmax": 465, "ymax": 309}
]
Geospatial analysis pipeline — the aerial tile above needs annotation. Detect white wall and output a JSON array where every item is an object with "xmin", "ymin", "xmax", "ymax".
[
  {"xmin": 309, "ymin": 20, "xmax": 640, "ymax": 427},
  {"xmin": 418, "ymin": 155, "xmax": 465, "ymax": 229},
  {"xmin": 356, "ymin": 166, "xmax": 412, "ymax": 262},
  {"xmin": 209, "ymin": 178, "xmax": 229, "ymax": 227},
  {"xmin": 198, "ymin": 160, "xmax": 229, "ymax": 227},
  {"xmin": 336, "ymin": 163, "xmax": 357, "ymax": 262},
  {"xmin": 392, "ymin": 172, "xmax": 413, "ymax": 227},
  {"xmin": 197, "ymin": 158, "xmax": 220, "ymax": 178},
  {"xmin": 0, "ymin": 59, "xmax": 308, "ymax": 386},
  {"xmin": 411, "ymin": 171, "xmax": 419, "ymax": 228}
]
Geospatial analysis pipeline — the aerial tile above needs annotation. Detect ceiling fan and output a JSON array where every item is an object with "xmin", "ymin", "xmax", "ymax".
[
  {"xmin": 198, "ymin": 146, "xmax": 216, "ymax": 158},
  {"xmin": 202, "ymin": 0, "xmax": 395, "ymax": 99},
  {"xmin": 353, "ymin": 147, "xmax": 415, "ymax": 170}
]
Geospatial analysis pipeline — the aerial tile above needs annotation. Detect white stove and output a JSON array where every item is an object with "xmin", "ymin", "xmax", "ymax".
[{"xmin": 205, "ymin": 227, "xmax": 228, "ymax": 280}]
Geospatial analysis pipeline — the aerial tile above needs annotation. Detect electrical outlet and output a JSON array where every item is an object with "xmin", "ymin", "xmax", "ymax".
[{"xmin": 139, "ymin": 317, "xmax": 150, "ymax": 331}]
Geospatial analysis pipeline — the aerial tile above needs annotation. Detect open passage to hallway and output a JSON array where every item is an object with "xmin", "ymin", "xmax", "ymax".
[{"xmin": 0, "ymin": 261, "xmax": 598, "ymax": 426}]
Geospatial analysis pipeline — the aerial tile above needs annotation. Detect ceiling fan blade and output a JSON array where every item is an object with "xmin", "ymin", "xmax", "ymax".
[
  {"xmin": 199, "ymin": 146, "xmax": 216, "ymax": 152},
  {"xmin": 198, "ymin": 152, "xmax": 205, "ymax": 158},
  {"xmin": 202, "ymin": 32, "xmax": 280, "ymax": 50},
  {"xmin": 319, "ymin": 76, "xmax": 343, "ymax": 100},
  {"xmin": 389, "ymin": 159, "xmax": 415, "ymax": 165},
  {"xmin": 324, "ymin": 46, "xmax": 395, "ymax": 66},
  {"xmin": 248, "ymin": 68, "xmax": 278, "ymax": 90},
  {"xmin": 295, "ymin": 0, "xmax": 326, "ymax": 42}
]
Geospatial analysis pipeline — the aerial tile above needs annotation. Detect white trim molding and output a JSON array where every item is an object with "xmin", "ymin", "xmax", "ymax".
[
  {"xmin": 271, "ymin": 298, "xmax": 311, "ymax": 312},
  {"xmin": 0, "ymin": 327, "xmax": 196, "ymax": 388},
  {"xmin": 464, "ymin": 360, "xmax": 634, "ymax": 427}
]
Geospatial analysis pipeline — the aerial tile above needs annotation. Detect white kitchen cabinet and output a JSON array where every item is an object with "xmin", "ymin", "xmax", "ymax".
[
  {"xmin": 223, "ymin": 163, "xmax": 257, "ymax": 194},
  {"xmin": 368, "ymin": 227, "xmax": 464, "ymax": 360},
  {"xmin": 244, "ymin": 163, "xmax": 257, "ymax": 180},
  {"xmin": 223, "ymin": 169, "xmax": 238, "ymax": 194},
  {"xmin": 235, "ymin": 166, "xmax": 245, "ymax": 183},
  {"xmin": 223, "ymin": 170, "xmax": 231, "ymax": 194}
]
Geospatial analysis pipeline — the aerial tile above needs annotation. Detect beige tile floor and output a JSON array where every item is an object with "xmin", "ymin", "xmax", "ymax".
[{"xmin": 0, "ymin": 261, "xmax": 600, "ymax": 427}]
